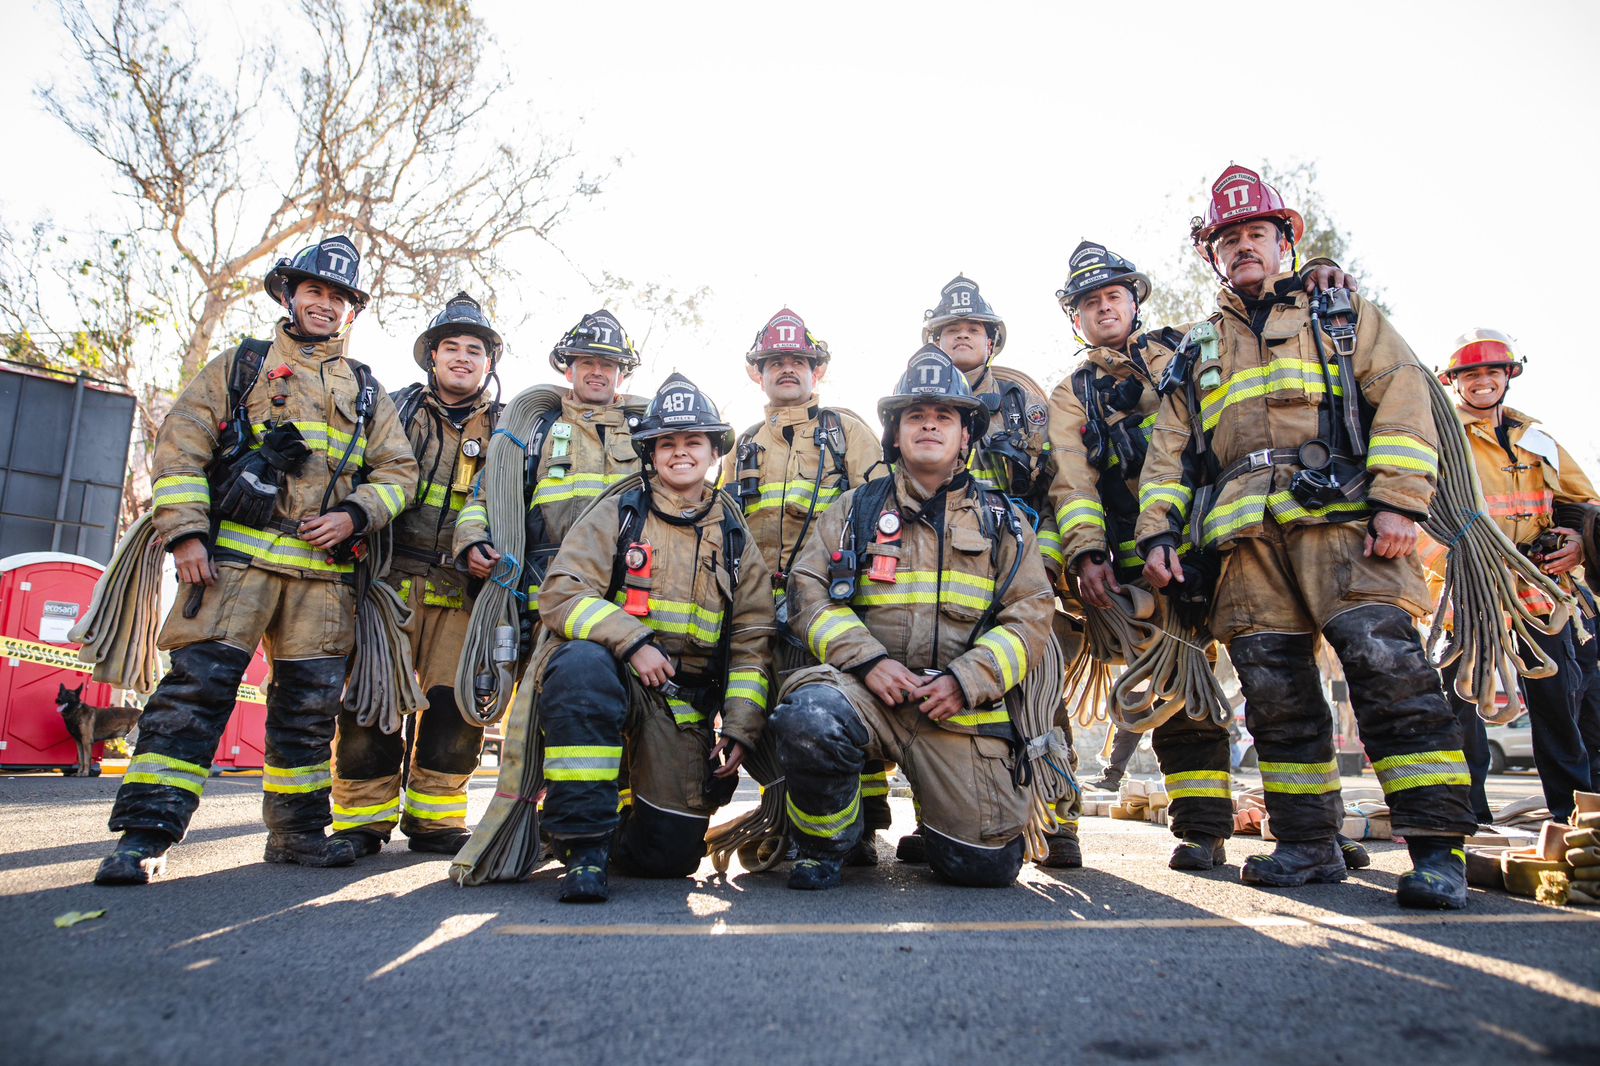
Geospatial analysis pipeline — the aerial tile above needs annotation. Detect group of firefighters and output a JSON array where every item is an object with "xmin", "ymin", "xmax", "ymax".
[{"xmin": 92, "ymin": 164, "xmax": 1600, "ymax": 914}]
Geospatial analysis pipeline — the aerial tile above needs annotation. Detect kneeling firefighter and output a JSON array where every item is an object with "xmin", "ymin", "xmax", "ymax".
[
  {"xmin": 1137, "ymin": 165, "xmax": 1477, "ymax": 908},
  {"xmin": 330, "ymin": 293, "xmax": 504, "ymax": 856},
  {"xmin": 533, "ymin": 374, "xmax": 775, "ymax": 902},
  {"xmin": 97, "ymin": 235, "xmax": 419, "ymax": 884},
  {"xmin": 769, "ymin": 346, "xmax": 1054, "ymax": 890}
]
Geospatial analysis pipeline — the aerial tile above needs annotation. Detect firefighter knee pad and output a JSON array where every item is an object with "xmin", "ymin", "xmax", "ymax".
[
  {"xmin": 1228, "ymin": 633, "xmax": 1325, "ymax": 739},
  {"xmin": 1323, "ymin": 604, "xmax": 1443, "ymax": 705},
  {"xmin": 923, "ymin": 826, "xmax": 1024, "ymax": 888},
  {"xmin": 415, "ymin": 686, "xmax": 485, "ymax": 775},
  {"xmin": 333, "ymin": 708, "xmax": 404, "ymax": 779},
  {"xmin": 267, "ymin": 657, "xmax": 347, "ymax": 723},
  {"xmin": 136, "ymin": 642, "xmax": 256, "ymax": 744},
  {"xmin": 770, "ymin": 685, "xmax": 869, "ymax": 779},
  {"xmin": 613, "ymin": 799, "xmax": 709, "ymax": 878},
  {"xmin": 541, "ymin": 641, "xmax": 627, "ymax": 733}
]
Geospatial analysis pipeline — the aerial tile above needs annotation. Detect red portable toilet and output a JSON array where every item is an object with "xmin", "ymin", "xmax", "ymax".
[
  {"xmin": 0, "ymin": 552, "xmax": 117, "ymax": 771},
  {"xmin": 213, "ymin": 649, "xmax": 270, "ymax": 771}
]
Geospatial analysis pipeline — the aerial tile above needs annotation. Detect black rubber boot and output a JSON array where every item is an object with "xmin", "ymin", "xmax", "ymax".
[
  {"xmin": 789, "ymin": 856, "xmax": 844, "ymax": 891},
  {"xmin": 1040, "ymin": 824, "xmax": 1083, "ymax": 869},
  {"xmin": 407, "ymin": 828, "xmax": 471, "ymax": 855},
  {"xmin": 844, "ymin": 829, "xmax": 882, "ymax": 867},
  {"xmin": 263, "ymin": 831, "xmax": 360, "ymax": 867},
  {"xmin": 94, "ymin": 830, "xmax": 171, "ymax": 886},
  {"xmin": 896, "ymin": 828, "xmax": 927, "ymax": 864},
  {"xmin": 1170, "ymin": 833, "xmax": 1227, "ymax": 872},
  {"xmin": 557, "ymin": 839, "xmax": 610, "ymax": 903},
  {"xmin": 1240, "ymin": 839, "xmax": 1347, "ymax": 887},
  {"xmin": 1337, "ymin": 833, "xmax": 1371, "ymax": 870},
  {"xmin": 330, "ymin": 829, "xmax": 387, "ymax": 858},
  {"xmin": 1396, "ymin": 837, "xmax": 1468, "ymax": 910}
]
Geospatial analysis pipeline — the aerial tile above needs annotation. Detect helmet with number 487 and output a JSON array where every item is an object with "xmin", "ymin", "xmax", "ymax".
[{"xmin": 631, "ymin": 372, "xmax": 736, "ymax": 461}]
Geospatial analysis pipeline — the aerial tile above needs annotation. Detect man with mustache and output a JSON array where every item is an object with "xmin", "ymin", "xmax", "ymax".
[
  {"xmin": 96, "ymin": 235, "xmax": 418, "ymax": 884},
  {"xmin": 330, "ymin": 293, "xmax": 504, "ymax": 858},
  {"xmin": 722, "ymin": 309, "xmax": 889, "ymax": 864},
  {"xmin": 769, "ymin": 346, "xmax": 1053, "ymax": 890},
  {"xmin": 1137, "ymin": 165, "xmax": 1476, "ymax": 909}
]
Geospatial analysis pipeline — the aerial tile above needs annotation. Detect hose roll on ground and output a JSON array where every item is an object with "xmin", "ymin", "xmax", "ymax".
[{"xmin": 69, "ymin": 512, "xmax": 166, "ymax": 694}]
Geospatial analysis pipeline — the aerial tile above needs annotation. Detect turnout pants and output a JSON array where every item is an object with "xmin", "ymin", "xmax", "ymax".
[
  {"xmin": 539, "ymin": 640, "xmax": 724, "ymax": 878},
  {"xmin": 109, "ymin": 562, "xmax": 356, "ymax": 843},
  {"xmin": 770, "ymin": 665, "xmax": 1030, "ymax": 887},
  {"xmin": 1216, "ymin": 521, "xmax": 1475, "ymax": 841},
  {"xmin": 331, "ymin": 578, "xmax": 483, "ymax": 837}
]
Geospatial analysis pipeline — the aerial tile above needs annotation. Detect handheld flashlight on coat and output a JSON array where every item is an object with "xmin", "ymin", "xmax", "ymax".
[{"xmin": 623, "ymin": 542, "xmax": 653, "ymax": 617}]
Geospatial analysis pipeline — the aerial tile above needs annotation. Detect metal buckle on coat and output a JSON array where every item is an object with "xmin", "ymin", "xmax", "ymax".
[{"xmin": 1245, "ymin": 448, "xmax": 1274, "ymax": 472}]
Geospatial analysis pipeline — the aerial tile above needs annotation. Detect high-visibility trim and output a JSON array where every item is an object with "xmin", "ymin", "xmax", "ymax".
[
  {"xmin": 1483, "ymin": 490, "xmax": 1553, "ymax": 520},
  {"xmin": 152, "ymin": 474, "xmax": 211, "ymax": 508},
  {"xmin": 1372, "ymin": 750, "xmax": 1471, "ymax": 793},
  {"xmin": 1056, "ymin": 498, "xmax": 1107, "ymax": 533},
  {"xmin": 743, "ymin": 481, "xmax": 844, "ymax": 516},
  {"xmin": 248, "ymin": 420, "xmax": 367, "ymax": 465},
  {"xmin": 1165, "ymin": 769, "xmax": 1232, "ymax": 801},
  {"xmin": 852, "ymin": 569, "xmax": 997, "ymax": 611},
  {"xmin": 611, "ymin": 593, "xmax": 723, "ymax": 644},
  {"xmin": 458, "ymin": 502, "xmax": 488, "ymax": 528},
  {"xmin": 1366, "ymin": 434, "xmax": 1439, "ymax": 476},
  {"xmin": 1264, "ymin": 490, "xmax": 1368, "ymax": 526},
  {"xmin": 545, "ymin": 745, "xmax": 622, "ymax": 782},
  {"xmin": 666, "ymin": 697, "xmax": 706, "ymax": 725},
  {"xmin": 725, "ymin": 668, "xmax": 770, "ymax": 711},
  {"xmin": 1140, "ymin": 481, "xmax": 1193, "ymax": 518},
  {"xmin": 332, "ymin": 796, "xmax": 401, "ymax": 830},
  {"xmin": 945, "ymin": 706, "xmax": 1011, "ymax": 728},
  {"xmin": 397, "ymin": 578, "xmax": 465, "ymax": 610},
  {"xmin": 370, "ymin": 482, "xmax": 407, "ymax": 518},
  {"xmin": 617, "ymin": 787, "xmax": 633, "ymax": 812},
  {"xmin": 530, "ymin": 472, "xmax": 625, "ymax": 509},
  {"xmin": 860, "ymin": 770, "xmax": 891, "ymax": 798},
  {"xmin": 1197, "ymin": 491, "xmax": 1367, "ymax": 546},
  {"xmin": 1200, "ymin": 359, "xmax": 1343, "ymax": 432},
  {"xmin": 1037, "ymin": 529, "xmax": 1064, "ymax": 569},
  {"xmin": 786, "ymin": 789, "xmax": 861, "ymax": 839},
  {"xmin": 402, "ymin": 787, "xmax": 469, "ymax": 821},
  {"xmin": 806, "ymin": 606, "xmax": 870, "ymax": 662},
  {"xmin": 124, "ymin": 752, "xmax": 208, "ymax": 797},
  {"xmin": 563, "ymin": 596, "xmax": 626, "ymax": 641},
  {"xmin": 215, "ymin": 521, "xmax": 354, "ymax": 573},
  {"xmin": 975, "ymin": 625, "xmax": 1028, "ymax": 691},
  {"xmin": 262, "ymin": 760, "xmax": 333, "ymax": 794},
  {"xmin": 1259, "ymin": 759, "xmax": 1341, "ymax": 795},
  {"xmin": 418, "ymin": 482, "xmax": 466, "ymax": 511}
]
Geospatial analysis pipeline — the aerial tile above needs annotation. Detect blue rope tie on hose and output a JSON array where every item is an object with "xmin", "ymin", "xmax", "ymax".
[
  {"xmin": 1044, "ymin": 754, "xmax": 1081, "ymax": 796},
  {"xmin": 491, "ymin": 428, "xmax": 528, "ymax": 450},
  {"xmin": 489, "ymin": 554, "xmax": 527, "ymax": 604},
  {"xmin": 1445, "ymin": 509, "xmax": 1485, "ymax": 550}
]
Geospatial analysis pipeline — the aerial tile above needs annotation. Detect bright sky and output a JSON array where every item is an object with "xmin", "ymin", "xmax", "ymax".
[{"xmin": 4, "ymin": 0, "xmax": 1599, "ymax": 469}]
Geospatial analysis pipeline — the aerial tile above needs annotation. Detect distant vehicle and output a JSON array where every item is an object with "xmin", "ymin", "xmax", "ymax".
[{"xmin": 1484, "ymin": 714, "xmax": 1534, "ymax": 773}]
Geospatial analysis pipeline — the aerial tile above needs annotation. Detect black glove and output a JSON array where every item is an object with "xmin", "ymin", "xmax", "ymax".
[
  {"xmin": 257, "ymin": 422, "xmax": 311, "ymax": 475},
  {"xmin": 215, "ymin": 466, "xmax": 279, "ymax": 526},
  {"xmin": 1164, "ymin": 549, "xmax": 1218, "ymax": 631}
]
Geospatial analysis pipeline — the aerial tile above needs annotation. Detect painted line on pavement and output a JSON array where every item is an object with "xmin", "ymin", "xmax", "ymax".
[{"xmin": 497, "ymin": 911, "xmax": 1600, "ymax": 938}]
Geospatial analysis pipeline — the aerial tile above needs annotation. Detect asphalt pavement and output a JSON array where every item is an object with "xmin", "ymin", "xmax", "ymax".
[{"xmin": 2, "ymin": 771, "xmax": 1597, "ymax": 1066}]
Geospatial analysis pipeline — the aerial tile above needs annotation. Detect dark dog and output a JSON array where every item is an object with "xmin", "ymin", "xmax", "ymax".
[{"xmin": 56, "ymin": 683, "xmax": 141, "ymax": 777}]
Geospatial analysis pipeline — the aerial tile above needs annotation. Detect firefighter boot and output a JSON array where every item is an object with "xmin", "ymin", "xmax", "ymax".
[
  {"xmin": 94, "ymin": 830, "xmax": 172, "ymax": 886},
  {"xmin": 789, "ymin": 856, "xmax": 844, "ymax": 891},
  {"xmin": 1240, "ymin": 839, "xmax": 1347, "ymax": 887},
  {"xmin": 1170, "ymin": 832, "xmax": 1227, "ymax": 871},
  {"xmin": 1041, "ymin": 821, "xmax": 1083, "ymax": 869},
  {"xmin": 408, "ymin": 828, "xmax": 471, "ymax": 855},
  {"xmin": 1396, "ymin": 837, "xmax": 1469, "ymax": 910},
  {"xmin": 844, "ymin": 829, "xmax": 882, "ymax": 867},
  {"xmin": 557, "ymin": 838, "xmax": 610, "ymax": 903},
  {"xmin": 332, "ymin": 829, "xmax": 386, "ymax": 857},
  {"xmin": 896, "ymin": 828, "xmax": 927, "ymax": 864},
  {"xmin": 1337, "ymin": 833, "xmax": 1372, "ymax": 870},
  {"xmin": 264, "ymin": 831, "xmax": 360, "ymax": 867}
]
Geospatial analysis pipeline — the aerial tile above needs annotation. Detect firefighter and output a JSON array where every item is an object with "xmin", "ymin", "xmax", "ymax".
[
  {"xmin": 330, "ymin": 293, "xmax": 503, "ymax": 857},
  {"xmin": 1435, "ymin": 329, "xmax": 1600, "ymax": 823},
  {"xmin": 721, "ymin": 309, "xmax": 889, "ymax": 863},
  {"xmin": 455, "ymin": 310, "xmax": 645, "ymax": 615},
  {"xmin": 96, "ymin": 235, "xmax": 419, "ymax": 885},
  {"xmin": 769, "ymin": 346, "xmax": 1054, "ymax": 890},
  {"xmin": 533, "ymin": 374, "xmax": 774, "ymax": 902},
  {"xmin": 919, "ymin": 275, "xmax": 1082, "ymax": 868},
  {"xmin": 1137, "ymin": 165, "xmax": 1477, "ymax": 909}
]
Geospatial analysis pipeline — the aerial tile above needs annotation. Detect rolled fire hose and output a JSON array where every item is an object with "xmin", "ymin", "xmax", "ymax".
[
  {"xmin": 453, "ymin": 384, "xmax": 567, "ymax": 727},
  {"xmin": 1015, "ymin": 629, "xmax": 1078, "ymax": 863},
  {"xmin": 1420, "ymin": 371, "xmax": 1573, "ymax": 724},
  {"xmin": 342, "ymin": 532, "xmax": 427, "ymax": 734},
  {"xmin": 706, "ymin": 731, "xmax": 791, "ymax": 874},
  {"xmin": 70, "ymin": 512, "xmax": 166, "ymax": 693}
]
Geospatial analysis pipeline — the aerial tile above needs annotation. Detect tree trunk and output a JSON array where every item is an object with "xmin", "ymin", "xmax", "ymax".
[{"xmin": 181, "ymin": 290, "xmax": 231, "ymax": 384}]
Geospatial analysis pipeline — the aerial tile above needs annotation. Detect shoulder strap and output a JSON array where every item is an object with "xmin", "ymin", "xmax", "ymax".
[
  {"xmin": 717, "ymin": 495, "xmax": 746, "ymax": 596},
  {"xmin": 846, "ymin": 475, "xmax": 897, "ymax": 562},
  {"xmin": 603, "ymin": 486, "xmax": 650, "ymax": 603},
  {"xmin": 817, "ymin": 409, "xmax": 848, "ymax": 482},
  {"xmin": 392, "ymin": 382, "xmax": 427, "ymax": 431},
  {"xmin": 228, "ymin": 338, "xmax": 272, "ymax": 413}
]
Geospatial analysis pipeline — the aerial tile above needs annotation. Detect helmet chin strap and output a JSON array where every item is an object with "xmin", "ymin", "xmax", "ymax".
[
  {"xmin": 1456, "ymin": 380, "xmax": 1508, "ymax": 412},
  {"xmin": 285, "ymin": 292, "xmax": 354, "ymax": 342}
]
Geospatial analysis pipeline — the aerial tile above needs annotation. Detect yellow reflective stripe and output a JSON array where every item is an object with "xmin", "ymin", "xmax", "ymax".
[
  {"xmin": 786, "ymin": 789, "xmax": 860, "ymax": 838},
  {"xmin": 1200, "ymin": 494, "xmax": 1269, "ymax": 546},
  {"xmin": 545, "ymin": 745, "xmax": 622, "ymax": 781},
  {"xmin": 1038, "ymin": 529, "xmax": 1064, "ymax": 567},
  {"xmin": 667, "ymin": 697, "xmax": 705, "ymax": 725},
  {"xmin": 1165, "ymin": 769, "xmax": 1232, "ymax": 800},
  {"xmin": 807, "ymin": 606, "xmax": 869, "ymax": 662},
  {"xmin": 124, "ymin": 752, "xmax": 209, "ymax": 797},
  {"xmin": 853, "ymin": 569, "xmax": 996, "ymax": 611},
  {"xmin": 370, "ymin": 482, "xmax": 407, "ymax": 518},
  {"xmin": 458, "ymin": 502, "xmax": 488, "ymax": 527},
  {"xmin": 726, "ymin": 668, "xmax": 769, "ymax": 710},
  {"xmin": 1200, "ymin": 359, "xmax": 1343, "ymax": 432},
  {"xmin": 1140, "ymin": 481, "xmax": 1193, "ymax": 517},
  {"xmin": 975, "ymin": 626, "xmax": 1028, "ymax": 691},
  {"xmin": 1366, "ymin": 434, "xmax": 1439, "ymax": 475},
  {"xmin": 215, "ymin": 521, "xmax": 354, "ymax": 573},
  {"xmin": 564, "ymin": 596, "xmax": 625, "ymax": 641},
  {"xmin": 262, "ymin": 761, "xmax": 333, "ymax": 794},
  {"xmin": 1372, "ymin": 750, "xmax": 1471, "ymax": 793},
  {"xmin": 249, "ymin": 421, "xmax": 366, "ymax": 463},
  {"xmin": 1259, "ymin": 759, "xmax": 1341, "ymax": 795},
  {"xmin": 611, "ymin": 592, "xmax": 723, "ymax": 643},
  {"xmin": 402, "ymin": 788, "xmax": 469, "ymax": 820},
  {"xmin": 1056, "ymin": 498, "xmax": 1107, "ymax": 532},
  {"xmin": 531, "ymin": 472, "xmax": 624, "ymax": 509},
  {"xmin": 1264, "ymin": 491, "xmax": 1368, "ymax": 525},
  {"xmin": 860, "ymin": 771, "xmax": 891, "ymax": 798},
  {"xmin": 331, "ymin": 797, "xmax": 401, "ymax": 829},
  {"xmin": 945, "ymin": 707, "xmax": 1010, "ymax": 727},
  {"xmin": 152, "ymin": 475, "xmax": 210, "ymax": 507},
  {"xmin": 744, "ymin": 481, "xmax": 844, "ymax": 516}
]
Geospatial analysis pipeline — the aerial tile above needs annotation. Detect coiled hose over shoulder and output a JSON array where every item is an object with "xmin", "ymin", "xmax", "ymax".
[
  {"xmin": 1420, "ymin": 370, "xmax": 1573, "ymax": 724},
  {"xmin": 453, "ymin": 385, "xmax": 567, "ymax": 727},
  {"xmin": 70, "ymin": 512, "xmax": 165, "ymax": 693}
]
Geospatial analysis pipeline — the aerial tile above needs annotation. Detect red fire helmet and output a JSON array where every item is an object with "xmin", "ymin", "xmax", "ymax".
[
  {"xmin": 1438, "ymin": 328, "xmax": 1524, "ymax": 385},
  {"xmin": 745, "ymin": 308, "xmax": 829, "ymax": 366},
  {"xmin": 1191, "ymin": 164, "xmax": 1306, "ymax": 248}
]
